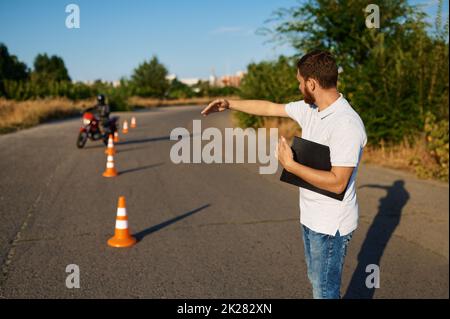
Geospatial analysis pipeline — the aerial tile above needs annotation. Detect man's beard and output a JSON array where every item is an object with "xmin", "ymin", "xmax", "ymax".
[{"xmin": 303, "ymin": 86, "xmax": 315, "ymax": 105}]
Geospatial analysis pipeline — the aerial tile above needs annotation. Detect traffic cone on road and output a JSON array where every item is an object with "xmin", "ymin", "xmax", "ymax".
[
  {"xmin": 130, "ymin": 116, "xmax": 137, "ymax": 128},
  {"xmin": 102, "ymin": 153, "xmax": 118, "ymax": 177},
  {"xmin": 104, "ymin": 134, "xmax": 116, "ymax": 156},
  {"xmin": 113, "ymin": 130, "xmax": 119, "ymax": 143},
  {"xmin": 108, "ymin": 196, "xmax": 136, "ymax": 248},
  {"xmin": 122, "ymin": 120, "xmax": 129, "ymax": 134}
]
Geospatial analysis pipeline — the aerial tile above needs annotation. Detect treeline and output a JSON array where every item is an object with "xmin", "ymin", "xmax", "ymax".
[{"xmin": 0, "ymin": 46, "xmax": 238, "ymax": 110}]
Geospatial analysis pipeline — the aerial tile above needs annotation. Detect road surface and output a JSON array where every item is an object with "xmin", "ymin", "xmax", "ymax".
[{"xmin": 0, "ymin": 105, "xmax": 448, "ymax": 298}]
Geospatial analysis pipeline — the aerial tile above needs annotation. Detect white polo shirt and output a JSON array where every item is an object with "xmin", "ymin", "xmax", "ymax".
[{"xmin": 285, "ymin": 93, "xmax": 367, "ymax": 236}]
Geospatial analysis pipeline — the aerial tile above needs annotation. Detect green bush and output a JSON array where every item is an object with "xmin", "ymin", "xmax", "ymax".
[
  {"xmin": 234, "ymin": 55, "xmax": 298, "ymax": 128},
  {"xmin": 423, "ymin": 111, "xmax": 449, "ymax": 181},
  {"xmin": 167, "ymin": 78, "xmax": 195, "ymax": 99},
  {"xmin": 234, "ymin": 111, "xmax": 264, "ymax": 129},
  {"xmin": 106, "ymin": 86, "xmax": 130, "ymax": 112}
]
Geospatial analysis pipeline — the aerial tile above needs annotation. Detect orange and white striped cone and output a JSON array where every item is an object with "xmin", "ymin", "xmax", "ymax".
[
  {"xmin": 130, "ymin": 116, "xmax": 137, "ymax": 128},
  {"xmin": 104, "ymin": 134, "xmax": 116, "ymax": 155},
  {"xmin": 122, "ymin": 120, "xmax": 129, "ymax": 134},
  {"xmin": 113, "ymin": 130, "xmax": 119, "ymax": 143},
  {"xmin": 102, "ymin": 153, "xmax": 118, "ymax": 177},
  {"xmin": 108, "ymin": 196, "xmax": 136, "ymax": 248}
]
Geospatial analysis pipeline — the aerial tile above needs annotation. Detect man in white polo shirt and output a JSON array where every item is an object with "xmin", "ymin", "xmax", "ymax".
[{"xmin": 201, "ymin": 50, "xmax": 367, "ymax": 299}]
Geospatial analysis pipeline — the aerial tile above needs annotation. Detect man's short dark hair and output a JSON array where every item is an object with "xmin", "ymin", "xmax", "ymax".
[{"xmin": 297, "ymin": 50, "xmax": 338, "ymax": 89}]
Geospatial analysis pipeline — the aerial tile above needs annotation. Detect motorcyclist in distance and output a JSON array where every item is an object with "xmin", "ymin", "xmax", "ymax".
[{"xmin": 85, "ymin": 94, "xmax": 110, "ymax": 134}]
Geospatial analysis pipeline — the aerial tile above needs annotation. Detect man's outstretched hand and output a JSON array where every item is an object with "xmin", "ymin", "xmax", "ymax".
[{"xmin": 201, "ymin": 99, "xmax": 230, "ymax": 116}]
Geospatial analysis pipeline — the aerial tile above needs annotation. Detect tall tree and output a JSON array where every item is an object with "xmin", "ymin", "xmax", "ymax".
[
  {"xmin": 0, "ymin": 43, "xmax": 29, "ymax": 95},
  {"xmin": 131, "ymin": 56, "xmax": 170, "ymax": 98},
  {"xmin": 32, "ymin": 53, "xmax": 71, "ymax": 83}
]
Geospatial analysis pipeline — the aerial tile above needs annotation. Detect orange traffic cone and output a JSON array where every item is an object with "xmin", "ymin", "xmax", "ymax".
[
  {"xmin": 102, "ymin": 153, "xmax": 118, "ymax": 177},
  {"xmin": 130, "ymin": 116, "xmax": 137, "ymax": 128},
  {"xmin": 122, "ymin": 120, "xmax": 129, "ymax": 134},
  {"xmin": 108, "ymin": 196, "xmax": 136, "ymax": 248},
  {"xmin": 104, "ymin": 134, "xmax": 116, "ymax": 155},
  {"xmin": 113, "ymin": 130, "xmax": 119, "ymax": 143}
]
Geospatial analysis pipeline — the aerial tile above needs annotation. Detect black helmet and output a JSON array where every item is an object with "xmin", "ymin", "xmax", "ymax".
[{"xmin": 97, "ymin": 94, "xmax": 105, "ymax": 104}]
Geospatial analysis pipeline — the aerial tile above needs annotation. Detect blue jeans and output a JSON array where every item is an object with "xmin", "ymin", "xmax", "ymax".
[{"xmin": 302, "ymin": 224, "xmax": 353, "ymax": 299}]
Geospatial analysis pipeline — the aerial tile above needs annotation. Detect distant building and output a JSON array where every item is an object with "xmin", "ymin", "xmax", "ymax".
[
  {"xmin": 166, "ymin": 74, "xmax": 201, "ymax": 86},
  {"xmin": 209, "ymin": 74, "xmax": 217, "ymax": 86},
  {"xmin": 215, "ymin": 70, "xmax": 245, "ymax": 88},
  {"xmin": 166, "ymin": 74, "xmax": 177, "ymax": 82},
  {"xmin": 209, "ymin": 68, "xmax": 218, "ymax": 86},
  {"xmin": 164, "ymin": 70, "xmax": 246, "ymax": 88},
  {"xmin": 179, "ymin": 78, "xmax": 201, "ymax": 86}
]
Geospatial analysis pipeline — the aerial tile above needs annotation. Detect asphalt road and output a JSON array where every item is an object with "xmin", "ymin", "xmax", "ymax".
[{"xmin": 0, "ymin": 105, "xmax": 448, "ymax": 298}]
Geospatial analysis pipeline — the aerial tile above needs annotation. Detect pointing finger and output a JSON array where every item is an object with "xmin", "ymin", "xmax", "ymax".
[{"xmin": 201, "ymin": 101, "xmax": 217, "ymax": 115}]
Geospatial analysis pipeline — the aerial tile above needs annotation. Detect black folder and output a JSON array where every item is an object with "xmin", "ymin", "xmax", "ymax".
[{"xmin": 279, "ymin": 136, "xmax": 348, "ymax": 201}]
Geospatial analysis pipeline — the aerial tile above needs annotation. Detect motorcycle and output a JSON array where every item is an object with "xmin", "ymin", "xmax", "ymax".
[{"xmin": 76, "ymin": 109, "xmax": 119, "ymax": 148}]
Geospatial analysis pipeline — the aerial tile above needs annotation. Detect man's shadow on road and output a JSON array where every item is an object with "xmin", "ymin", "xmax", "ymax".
[
  {"xmin": 343, "ymin": 180, "xmax": 410, "ymax": 299},
  {"xmin": 134, "ymin": 204, "xmax": 211, "ymax": 242}
]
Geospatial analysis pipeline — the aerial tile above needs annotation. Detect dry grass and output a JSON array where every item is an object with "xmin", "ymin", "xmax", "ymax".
[
  {"xmin": 0, "ymin": 96, "xmax": 236, "ymax": 135},
  {"xmin": 128, "ymin": 96, "xmax": 240, "ymax": 108},
  {"xmin": 360, "ymin": 136, "xmax": 443, "ymax": 179},
  {"xmin": 0, "ymin": 98, "xmax": 95, "ymax": 134}
]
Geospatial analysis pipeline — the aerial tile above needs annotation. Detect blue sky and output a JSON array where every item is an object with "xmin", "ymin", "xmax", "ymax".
[{"xmin": 0, "ymin": 0, "xmax": 448, "ymax": 82}]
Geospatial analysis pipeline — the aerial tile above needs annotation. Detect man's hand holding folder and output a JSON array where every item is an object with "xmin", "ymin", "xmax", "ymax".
[
  {"xmin": 275, "ymin": 136, "xmax": 295, "ymax": 168},
  {"xmin": 276, "ymin": 136, "xmax": 354, "ymax": 201}
]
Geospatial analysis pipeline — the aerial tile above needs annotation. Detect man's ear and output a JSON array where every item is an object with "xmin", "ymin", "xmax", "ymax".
[{"xmin": 306, "ymin": 78, "xmax": 316, "ymax": 91}]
